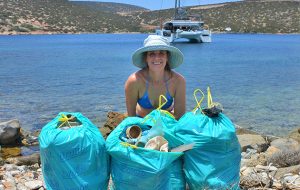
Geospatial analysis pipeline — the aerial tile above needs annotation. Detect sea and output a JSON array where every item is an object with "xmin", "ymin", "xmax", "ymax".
[{"xmin": 0, "ymin": 33, "xmax": 299, "ymax": 137}]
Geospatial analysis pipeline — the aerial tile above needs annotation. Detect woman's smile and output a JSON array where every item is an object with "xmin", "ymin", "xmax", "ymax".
[{"xmin": 152, "ymin": 61, "xmax": 163, "ymax": 65}]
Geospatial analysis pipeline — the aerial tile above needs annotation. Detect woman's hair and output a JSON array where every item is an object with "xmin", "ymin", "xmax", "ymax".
[
  {"xmin": 165, "ymin": 51, "xmax": 171, "ymax": 71},
  {"xmin": 143, "ymin": 51, "xmax": 171, "ymax": 71}
]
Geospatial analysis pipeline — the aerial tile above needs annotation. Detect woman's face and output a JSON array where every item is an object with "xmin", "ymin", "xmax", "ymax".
[{"xmin": 145, "ymin": 50, "xmax": 168, "ymax": 71}]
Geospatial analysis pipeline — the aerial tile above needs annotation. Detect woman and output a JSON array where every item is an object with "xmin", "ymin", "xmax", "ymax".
[{"xmin": 125, "ymin": 35, "xmax": 186, "ymax": 119}]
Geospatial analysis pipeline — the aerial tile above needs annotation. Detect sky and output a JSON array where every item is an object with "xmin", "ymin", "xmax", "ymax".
[{"xmin": 71, "ymin": 0, "xmax": 241, "ymax": 10}]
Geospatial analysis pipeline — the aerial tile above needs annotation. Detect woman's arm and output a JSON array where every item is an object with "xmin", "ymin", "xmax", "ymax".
[
  {"xmin": 125, "ymin": 73, "xmax": 139, "ymax": 117},
  {"xmin": 173, "ymin": 74, "xmax": 186, "ymax": 120}
]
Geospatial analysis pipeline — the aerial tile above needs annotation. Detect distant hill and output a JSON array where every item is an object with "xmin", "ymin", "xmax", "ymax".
[
  {"xmin": 0, "ymin": 0, "xmax": 299, "ymax": 34},
  {"xmin": 0, "ymin": 0, "xmax": 144, "ymax": 34},
  {"xmin": 71, "ymin": 1, "xmax": 148, "ymax": 13},
  {"xmin": 136, "ymin": 0, "xmax": 300, "ymax": 33}
]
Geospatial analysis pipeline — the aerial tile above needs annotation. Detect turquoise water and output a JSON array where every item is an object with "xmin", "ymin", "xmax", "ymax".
[{"xmin": 0, "ymin": 34, "xmax": 299, "ymax": 136}]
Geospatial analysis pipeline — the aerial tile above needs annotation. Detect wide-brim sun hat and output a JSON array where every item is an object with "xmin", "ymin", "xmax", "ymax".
[{"xmin": 132, "ymin": 35, "xmax": 183, "ymax": 69}]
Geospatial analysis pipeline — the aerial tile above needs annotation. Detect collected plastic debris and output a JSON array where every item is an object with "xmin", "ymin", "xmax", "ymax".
[
  {"xmin": 170, "ymin": 143, "xmax": 195, "ymax": 152},
  {"xmin": 135, "ymin": 116, "xmax": 164, "ymax": 148},
  {"xmin": 144, "ymin": 136, "xmax": 168, "ymax": 152}
]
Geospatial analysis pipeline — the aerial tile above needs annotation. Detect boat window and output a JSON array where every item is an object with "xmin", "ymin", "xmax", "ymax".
[
  {"xmin": 163, "ymin": 23, "xmax": 173, "ymax": 30},
  {"xmin": 191, "ymin": 25, "xmax": 200, "ymax": 30}
]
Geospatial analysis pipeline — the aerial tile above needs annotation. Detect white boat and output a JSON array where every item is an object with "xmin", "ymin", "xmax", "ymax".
[{"xmin": 155, "ymin": 0, "xmax": 212, "ymax": 43}]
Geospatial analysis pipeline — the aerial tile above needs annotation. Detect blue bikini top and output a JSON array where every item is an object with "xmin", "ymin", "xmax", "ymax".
[{"xmin": 137, "ymin": 78, "xmax": 173, "ymax": 110}]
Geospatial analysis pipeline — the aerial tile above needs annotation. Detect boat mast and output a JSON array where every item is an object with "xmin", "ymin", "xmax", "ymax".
[
  {"xmin": 174, "ymin": 0, "xmax": 181, "ymax": 19},
  {"xmin": 174, "ymin": 0, "xmax": 177, "ymax": 19}
]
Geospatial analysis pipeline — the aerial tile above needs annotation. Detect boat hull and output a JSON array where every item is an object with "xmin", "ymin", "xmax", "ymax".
[{"xmin": 155, "ymin": 29, "xmax": 212, "ymax": 43}]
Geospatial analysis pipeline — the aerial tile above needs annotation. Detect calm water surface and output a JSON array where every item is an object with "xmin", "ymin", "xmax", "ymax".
[{"xmin": 0, "ymin": 34, "xmax": 299, "ymax": 136}]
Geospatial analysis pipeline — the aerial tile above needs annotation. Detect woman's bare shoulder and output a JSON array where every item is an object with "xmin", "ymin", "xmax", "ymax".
[
  {"xmin": 127, "ymin": 70, "xmax": 147, "ymax": 85},
  {"xmin": 170, "ymin": 71, "xmax": 185, "ymax": 83}
]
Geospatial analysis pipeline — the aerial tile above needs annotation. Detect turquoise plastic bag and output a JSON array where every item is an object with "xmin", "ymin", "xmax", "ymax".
[
  {"xmin": 39, "ymin": 112, "xmax": 109, "ymax": 190},
  {"xmin": 175, "ymin": 88, "xmax": 241, "ymax": 190},
  {"xmin": 176, "ymin": 112, "xmax": 241, "ymax": 190},
  {"xmin": 106, "ymin": 110, "xmax": 185, "ymax": 190}
]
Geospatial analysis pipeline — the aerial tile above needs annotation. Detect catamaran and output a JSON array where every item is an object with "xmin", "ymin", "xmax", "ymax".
[{"xmin": 155, "ymin": 0, "xmax": 212, "ymax": 43}]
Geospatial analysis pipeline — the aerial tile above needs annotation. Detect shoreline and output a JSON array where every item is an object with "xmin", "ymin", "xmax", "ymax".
[{"xmin": 1, "ymin": 31, "xmax": 300, "ymax": 36}]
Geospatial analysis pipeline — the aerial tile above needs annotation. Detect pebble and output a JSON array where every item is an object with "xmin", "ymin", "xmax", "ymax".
[
  {"xmin": 0, "ymin": 163, "xmax": 43, "ymax": 190},
  {"xmin": 1, "ymin": 161, "xmax": 300, "ymax": 190},
  {"xmin": 24, "ymin": 180, "xmax": 43, "ymax": 189},
  {"xmin": 255, "ymin": 164, "xmax": 278, "ymax": 171},
  {"xmin": 241, "ymin": 148, "xmax": 257, "ymax": 159}
]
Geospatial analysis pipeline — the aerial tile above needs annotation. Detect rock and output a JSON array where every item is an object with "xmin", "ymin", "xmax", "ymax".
[
  {"xmin": 6, "ymin": 153, "xmax": 40, "ymax": 166},
  {"xmin": 240, "ymin": 171, "xmax": 265, "ymax": 187},
  {"xmin": 261, "ymin": 134, "xmax": 280, "ymax": 144},
  {"xmin": 267, "ymin": 148, "xmax": 300, "ymax": 168},
  {"xmin": 24, "ymin": 180, "xmax": 43, "ymax": 189},
  {"xmin": 240, "ymin": 158, "xmax": 250, "ymax": 168},
  {"xmin": 241, "ymin": 167, "xmax": 255, "ymax": 176},
  {"xmin": 20, "ymin": 129, "xmax": 40, "ymax": 146},
  {"xmin": 270, "ymin": 138, "xmax": 300, "ymax": 151},
  {"xmin": 1, "ymin": 147, "xmax": 21, "ymax": 159},
  {"xmin": 288, "ymin": 127, "xmax": 300, "ymax": 144},
  {"xmin": 274, "ymin": 164, "xmax": 300, "ymax": 179},
  {"xmin": 237, "ymin": 134, "xmax": 268, "ymax": 152},
  {"xmin": 282, "ymin": 173, "xmax": 300, "ymax": 189},
  {"xmin": 265, "ymin": 146, "xmax": 281, "ymax": 157},
  {"xmin": 10, "ymin": 170, "xmax": 21, "ymax": 176},
  {"xmin": 2, "ymin": 180, "xmax": 17, "ymax": 190},
  {"xmin": 21, "ymin": 135, "xmax": 39, "ymax": 146},
  {"xmin": 247, "ymin": 153, "xmax": 268, "ymax": 167},
  {"xmin": 3, "ymin": 163, "xmax": 17, "ymax": 171},
  {"xmin": 31, "ymin": 130, "xmax": 41, "ymax": 137},
  {"xmin": 235, "ymin": 127, "xmax": 259, "ymax": 135},
  {"xmin": 17, "ymin": 183, "xmax": 28, "ymax": 190},
  {"xmin": 241, "ymin": 148, "xmax": 257, "ymax": 159},
  {"xmin": 99, "ymin": 126, "xmax": 112, "ymax": 140},
  {"xmin": 272, "ymin": 181, "xmax": 283, "ymax": 189},
  {"xmin": 0, "ymin": 157, "xmax": 4, "ymax": 166},
  {"xmin": 100, "ymin": 112, "xmax": 127, "ymax": 139},
  {"xmin": 255, "ymin": 164, "xmax": 277, "ymax": 171},
  {"xmin": 240, "ymin": 165, "xmax": 277, "ymax": 188},
  {"xmin": 0, "ymin": 119, "xmax": 21, "ymax": 145}
]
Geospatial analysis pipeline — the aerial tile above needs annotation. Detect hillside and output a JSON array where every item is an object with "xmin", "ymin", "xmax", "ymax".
[
  {"xmin": 71, "ymin": 1, "xmax": 148, "ymax": 13},
  {"xmin": 136, "ymin": 0, "xmax": 300, "ymax": 33},
  {"xmin": 0, "ymin": 0, "xmax": 144, "ymax": 34},
  {"xmin": 0, "ymin": 0, "xmax": 299, "ymax": 34}
]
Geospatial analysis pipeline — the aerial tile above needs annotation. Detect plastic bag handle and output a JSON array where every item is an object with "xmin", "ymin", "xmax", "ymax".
[
  {"xmin": 158, "ymin": 95, "xmax": 175, "ymax": 119},
  {"xmin": 57, "ymin": 114, "xmax": 72, "ymax": 128},
  {"xmin": 207, "ymin": 86, "xmax": 213, "ymax": 108},
  {"xmin": 140, "ymin": 95, "xmax": 166, "ymax": 124},
  {"xmin": 192, "ymin": 89, "xmax": 205, "ymax": 113},
  {"xmin": 120, "ymin": 142, "xmax": 138, "ymax": 149},
  {"xmin": 158, "ymin": 95, "xmax": 167, "ymax": 110},
  {"xmin": 141, "ymin": 115, "xmax": 155, "ymax": 124}
]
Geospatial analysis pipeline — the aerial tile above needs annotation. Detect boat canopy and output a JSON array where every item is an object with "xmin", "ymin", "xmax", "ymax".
[{"xmin": 164, "ymin": 20, "xmax": 203, "ymax": 26}]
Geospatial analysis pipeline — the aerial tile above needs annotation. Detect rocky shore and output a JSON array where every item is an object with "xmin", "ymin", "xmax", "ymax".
[{"xmin": 1, "ymin": 112, "xmax": 299, "ymax": 190}]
